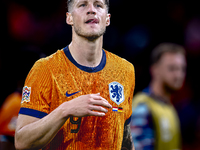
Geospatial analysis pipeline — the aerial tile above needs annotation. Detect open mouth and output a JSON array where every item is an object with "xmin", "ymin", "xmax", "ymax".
[{"xmin": 85, "ymin": 19, "xmax": 99, "ymax": 24}]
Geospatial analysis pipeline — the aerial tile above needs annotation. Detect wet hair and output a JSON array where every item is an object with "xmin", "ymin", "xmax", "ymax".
[
  {"xmin": 151, "ymin": 42, "xmax": 186, "ymax": 65},
  {"xmin": 67, "ymin": 0, "xmax": 109, "ymax": 12}
]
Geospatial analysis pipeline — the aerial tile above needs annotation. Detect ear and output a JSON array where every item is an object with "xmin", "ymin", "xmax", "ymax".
[
  {"xmin": 150, "ymin": 63, "xmax": 160, "ymax": 79},
  {"xmin": 106, "ymin": 13, "xmax": 111, "ymax": 26},
  {"xmin": 150, "ymin": 65, "xmax": 155, "ymax": 77},
  {"xmin": 66, "ymin": 12, "xmax": 73, "ymax": 26}
]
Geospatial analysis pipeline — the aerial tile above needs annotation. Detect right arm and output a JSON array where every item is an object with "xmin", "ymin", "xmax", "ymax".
[{"xmin": 15, "ymin": 93, "xmax": 112, "ymax": 150}]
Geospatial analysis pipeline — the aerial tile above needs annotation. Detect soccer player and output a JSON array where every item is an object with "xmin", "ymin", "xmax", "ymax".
[
  {"xmin": 15, "ymin": 0, "xmax": 135, "ymax": 150},
  {"xmin": 130, "ymin": 43, "xmax": 186, "ymax": 150}
]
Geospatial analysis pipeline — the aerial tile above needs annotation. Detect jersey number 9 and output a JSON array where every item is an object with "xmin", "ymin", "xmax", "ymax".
[{"xmin": 70, "ymin": 117, "xmax": 82, "ymax": 133}]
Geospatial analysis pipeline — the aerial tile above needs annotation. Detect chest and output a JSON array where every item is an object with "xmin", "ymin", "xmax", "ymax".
[
  {"xmin": 48, "ymin": 68, "xmax": 131, "ymax": 146},
  {"xmin": 51, "ymin": 68, "xmax": 130, "ymax": 108}
]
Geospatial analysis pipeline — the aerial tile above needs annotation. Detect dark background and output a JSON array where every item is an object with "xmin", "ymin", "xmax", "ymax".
[{"xmin": 1, "ymin": 0, "xmax": 200, "ymax": 149}]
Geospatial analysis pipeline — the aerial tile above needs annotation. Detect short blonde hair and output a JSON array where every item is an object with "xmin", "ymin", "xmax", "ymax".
[
  {"xmin": 67, "ymin": 0, "xmax": 109, "ymax": 12},
  {"xmin": 151, "ymin": 42, "xmax": 186, "ymax": 65}
]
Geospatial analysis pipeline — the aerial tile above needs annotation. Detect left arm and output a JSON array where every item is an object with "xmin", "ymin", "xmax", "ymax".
[
  {"xmin": 121, "ymin": 64, "xmax": 135, "ymax": 150},
  {"xmin": 121, "ymin": 123, "xmax": 135, "ymax": 150}
]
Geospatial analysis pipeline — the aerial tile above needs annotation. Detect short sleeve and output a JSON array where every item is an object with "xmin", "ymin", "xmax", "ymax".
[{"xmin": 19, "ymin": 59, "xmax": 52, "ymax": 118}]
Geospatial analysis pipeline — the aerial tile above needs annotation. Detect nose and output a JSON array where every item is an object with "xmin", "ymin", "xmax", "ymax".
[{"xmin": 87, "ymin": 4, "xmax": 96, "ymax": 15}]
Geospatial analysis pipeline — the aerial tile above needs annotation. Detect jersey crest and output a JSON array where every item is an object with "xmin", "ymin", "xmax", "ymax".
[{"xmin": 109, "ymin": 82, "xmax": 124, "ymax": 105}]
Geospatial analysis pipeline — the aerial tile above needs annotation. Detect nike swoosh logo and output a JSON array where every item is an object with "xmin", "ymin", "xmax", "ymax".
[{"xmin": 66, "ymin": 91, "xmax": 81, "ymax": 97}]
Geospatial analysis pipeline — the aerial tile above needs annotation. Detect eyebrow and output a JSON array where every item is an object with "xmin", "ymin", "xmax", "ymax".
[
  {"xmin": 94, "ymin": 0, "xmax": 105, "ymax": 5},
  {"xmin": 74, "ymin": 0, "xmax": 106, "ymax": 10},
  {"xmin": 76, "ymin": 0, "xmax": 105, "ymax": 4}
]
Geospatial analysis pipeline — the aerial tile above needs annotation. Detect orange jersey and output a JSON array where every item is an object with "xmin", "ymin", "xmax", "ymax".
[{"xmin": 19, "ymin": 46, "xmax": 135, "ymax": 150}]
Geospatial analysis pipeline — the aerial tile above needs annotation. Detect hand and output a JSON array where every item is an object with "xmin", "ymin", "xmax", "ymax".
[{"xmin": 61, "ymin": 93, "xmax": 112, "ymax": 118}]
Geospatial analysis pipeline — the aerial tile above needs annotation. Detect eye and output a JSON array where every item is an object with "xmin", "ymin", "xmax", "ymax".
[
  {"xmin": 95, "ymin": 3, "xmax": 103, "ymax": 8},
  {"xmin": 96, "ymin": 4, "xmax": 101, "ymax": 7},
  {"xmin": 79, "ymin": 3, "xmax": 86, "ymax": 7}
]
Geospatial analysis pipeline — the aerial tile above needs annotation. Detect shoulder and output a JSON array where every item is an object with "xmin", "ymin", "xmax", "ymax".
[
  {"xmin": 26, "ymin": 50, "xmax": 64, "ymax": 82},
  {"xmin": 132, "ymin": 103, "xmax": 150, "ymax": 116},
  {"xmin": 105, "ymin": 50, "xmax": 135, "ymax": 74},
  {"xmin": 133, "ymin": 92, "xmax": 150, "ymax": 101},
  {"xmin": 132, "ymin": 92, "xmax": 152, "ymax": 108},
  {"xmin": 131, "ymin": 95, "xmax": 152, "ymax": 126},
  {"xmin": 36, "ymin": 49, "xmax": 63, "ymax": 64},
  {"xmin": 105, "ymin": 50, "xmax": 134, "ymax": 67},
  {"xmin": 31, "ymin": 49, "xmax": 64, "ymax": 70}
]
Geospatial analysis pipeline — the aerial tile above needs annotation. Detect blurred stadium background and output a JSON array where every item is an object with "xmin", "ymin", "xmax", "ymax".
[{"xmin": 1, "ymin": 0, "xmax": 200, "ymax": 149}]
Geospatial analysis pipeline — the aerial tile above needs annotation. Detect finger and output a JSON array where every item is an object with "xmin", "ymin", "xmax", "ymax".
[
  {"xmin": 91, "ymin": 95, "xmax": 112, "ymax": 107},
  {"xmin": 101, "ymin": 97, "xmax": 111, "ymax": 104},
  {"xmin": 89, "ymin": 105, "xmax": 108, "ymax": 113},
  {"xmin": 88, "ymin": 110, "xmax": 105, "ymax": 117},
  {"xmin": 90, "ymin": 94, "xmax": 103, "ymax": 100},
  {"xmin": 91, "ymin": 99, "xmax": 112, "ymax": 108}
]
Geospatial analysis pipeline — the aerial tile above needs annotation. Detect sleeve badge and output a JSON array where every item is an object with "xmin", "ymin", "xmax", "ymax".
[{"xmin": 21, "ymin": 86, "xmax": 31, "ymax": 103}]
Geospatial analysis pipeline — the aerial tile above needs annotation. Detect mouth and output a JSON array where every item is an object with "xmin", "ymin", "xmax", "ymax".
[{"xmin": 85, "ymin": 19, "xmax": 99, "ymax": 24}]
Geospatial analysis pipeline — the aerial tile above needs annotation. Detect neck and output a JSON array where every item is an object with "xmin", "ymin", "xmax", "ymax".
[
  {"xmin": 150, "ymin": 80, "xmax": 171, "ymax": 102},
  {"xmin": 69, "ymin": 33, "xmax": 103, "ymax": 68}
]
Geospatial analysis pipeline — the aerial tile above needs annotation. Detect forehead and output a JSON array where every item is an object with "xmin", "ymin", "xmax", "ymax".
[
  {"xmin": 74, "ymin": 0, "xmax": 105, "ymax": 3},
  {"xmin": 160, "ymin": 52, "xmax": 186, "ymax": 65}
]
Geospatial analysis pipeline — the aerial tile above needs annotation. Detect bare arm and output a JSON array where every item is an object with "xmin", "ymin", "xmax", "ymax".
[
  {"xmin": 121, "ymin": 124, "xmax": 135, "ymax": 150},
  {"xmin": 15, "ymin": 93, "xmax": 112, "ymax": 150},
  {"xmin": 15, "ymin": 108, "xmax": 67, "ymax": 150}
]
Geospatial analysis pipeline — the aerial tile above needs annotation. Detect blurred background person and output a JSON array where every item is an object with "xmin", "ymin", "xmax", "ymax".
[
  {"xmin": 130, "ymin": 43, "xmax": 187, "ymax": 150},
  {"xmin": 0, "ymin": 49, "xmax": 42, "ymax": 150},
  {"xmin": 0, "ymin": 92, "xmax": 21, "ymax": 150}
]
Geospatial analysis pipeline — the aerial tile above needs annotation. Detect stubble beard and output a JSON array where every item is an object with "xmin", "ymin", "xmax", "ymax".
[
  {"xmin": 163, "ymin": 81, "xmax": 182, "ymax": 94},
  {"xmin": 73, "ymin": 23, "xmax": 106, "ymax": 41}
]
